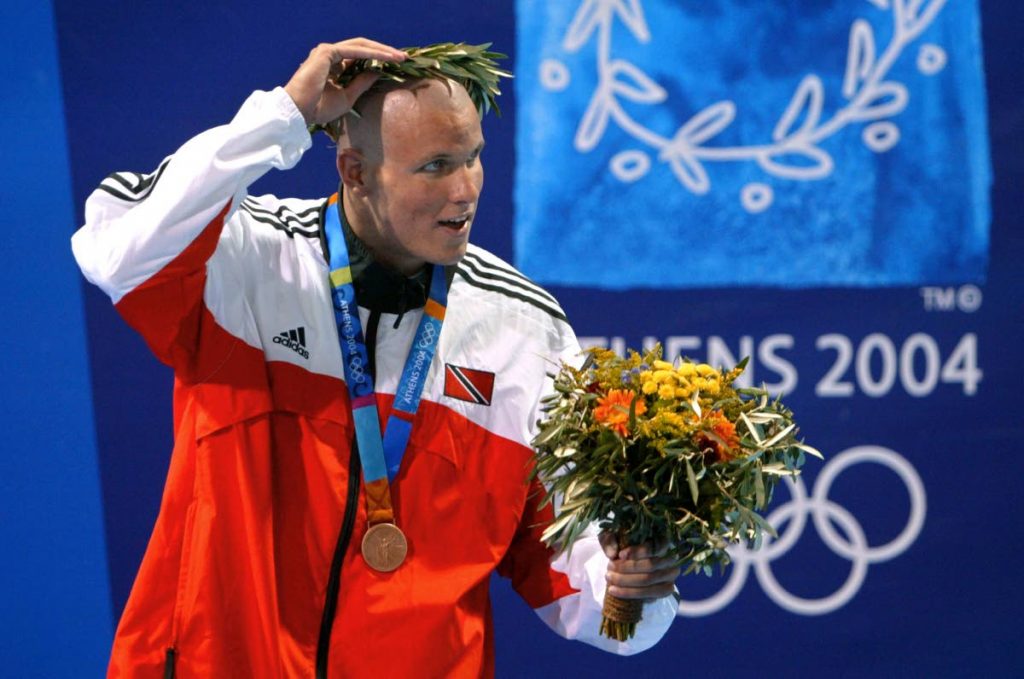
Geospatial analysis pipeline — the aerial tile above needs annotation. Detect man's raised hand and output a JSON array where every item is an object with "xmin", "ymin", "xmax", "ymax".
[{"xmin": 284, "ymin": 38, "xmax": 406, "ymax": 126}]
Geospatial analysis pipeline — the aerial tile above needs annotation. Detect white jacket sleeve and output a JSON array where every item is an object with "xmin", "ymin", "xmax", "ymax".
[{"xmin": 71, "ymin": 87, "xmax": 311, "ymax": 304}]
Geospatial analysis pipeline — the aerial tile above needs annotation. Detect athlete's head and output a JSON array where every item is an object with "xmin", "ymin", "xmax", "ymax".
[{"xmin": 336, "ymin": 78, "xmax": 485, "ymax": 275}]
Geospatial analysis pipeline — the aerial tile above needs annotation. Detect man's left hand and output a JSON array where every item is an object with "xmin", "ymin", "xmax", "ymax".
[{"xmin": 600, "ymin": 533, "xmax": 681, "ymax": 600}]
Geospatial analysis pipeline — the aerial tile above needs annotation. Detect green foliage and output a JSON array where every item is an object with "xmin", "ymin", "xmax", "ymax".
[{"xmin": 310, "ymin": 42, "xmax": 512, "ymax": 140}]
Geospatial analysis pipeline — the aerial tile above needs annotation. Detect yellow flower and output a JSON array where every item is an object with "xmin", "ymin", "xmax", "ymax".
[
  {"xmin": 653, "ymin": 360, "xmax": 674, "ymax": 371},
  {"xmin": 642, "ymin": 380, "xmax": 658, "ymax": 395},
  {"xmin": 652, "ymin": 369, "xmax": 674, "ymax": 384},
  {"xmin": 697, "ymin": 364, "xmax": 718, "ymax": 377},
  {"xmin": 658, "ymin": 383, "xmax": 676, "ymax": 400},
  {"xmin": 659, "ymin": 411, "xmax": 683, "ymax": 427},
  {"xmin": 677, "ymin": 363, "xmax": 698, "ymax": 378}
]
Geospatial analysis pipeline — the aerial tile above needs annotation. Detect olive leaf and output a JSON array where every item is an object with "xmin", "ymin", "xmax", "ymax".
[{"xmin": 309, "ymin": 42, "xmax": 513, "ymax": 140}]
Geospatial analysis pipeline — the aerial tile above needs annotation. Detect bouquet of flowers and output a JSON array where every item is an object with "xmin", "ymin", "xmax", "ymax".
[{"xmin": 532, "ymin": 346, "xmax": 821, "ymax": 641}]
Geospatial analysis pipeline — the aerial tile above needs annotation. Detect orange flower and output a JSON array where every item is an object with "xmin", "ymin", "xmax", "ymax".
[
  {"xmin": 696, "ymin": 411, "xmax": 741, "ymax": 462},
  {"xmin": 594, "ymin": 389, "xmax": 646, "ymax": 437}
]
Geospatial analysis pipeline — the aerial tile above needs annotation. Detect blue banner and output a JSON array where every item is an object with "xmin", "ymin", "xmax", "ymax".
[{"xmin": 516, "ymin": 0, "xmax": 990, "ymax": 288}]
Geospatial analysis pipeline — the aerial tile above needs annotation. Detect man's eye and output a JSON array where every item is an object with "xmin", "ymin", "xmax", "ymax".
[{"xmin": 423, "ymin": 160, "xmax": 446, "ymax": 172}]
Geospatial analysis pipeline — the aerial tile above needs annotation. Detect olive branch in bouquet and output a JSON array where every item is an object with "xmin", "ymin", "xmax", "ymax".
[
  {"xmin": 531, "ymin": 345, "xmax": 822, "ymax": 640},
  {"xmin": 310, "ymin": 42, "xmax": 512, "ymax": 141}
]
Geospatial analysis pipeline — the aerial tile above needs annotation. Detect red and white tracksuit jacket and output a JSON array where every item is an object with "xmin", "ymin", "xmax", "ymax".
[{"xmin": 72, "ymin": 87, "xmax": 676, "ymax": 678}]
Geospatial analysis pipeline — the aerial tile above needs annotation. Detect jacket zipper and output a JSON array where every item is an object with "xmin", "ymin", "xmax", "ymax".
[
  {"xmin": 315, "ymin": 309, "xmax": 381, "ymax": 678},
  {"xmin": 165, "ymin": 466, "xmax": 202, "ymax": 678},
  {"xmin": 164, "ymin": 648, "xmax": 176, "ymax": 679}
]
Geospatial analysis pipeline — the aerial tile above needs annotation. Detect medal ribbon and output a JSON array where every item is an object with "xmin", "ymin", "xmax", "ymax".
[{"xmin": 324, "ymin": 194, "xmax": 447, "ymax": 525}]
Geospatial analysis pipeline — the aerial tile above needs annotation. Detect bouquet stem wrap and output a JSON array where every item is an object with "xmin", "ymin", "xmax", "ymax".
[
  {"xmin": 600, "ymin": 593, "xmax": 644, "ymax": 642},
  {"xmin": 600, "ymin": 533, "xmax": 643, "ymax": 641}
]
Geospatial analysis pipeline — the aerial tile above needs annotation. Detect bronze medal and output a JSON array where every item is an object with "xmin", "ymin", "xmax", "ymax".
[{"xmin": 361, "ymin": 522, "xmax": 408, "ymax": 572}]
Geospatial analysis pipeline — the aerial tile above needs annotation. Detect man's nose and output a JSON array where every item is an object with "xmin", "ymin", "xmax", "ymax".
[{"xmin": 449, "ymin": 165, "xmax": 482, "ymax": 205}]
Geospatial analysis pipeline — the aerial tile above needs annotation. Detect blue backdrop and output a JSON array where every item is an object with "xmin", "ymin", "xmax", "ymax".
[{"xmin": 3, "ymin": 0, "xmax": 1021, "ymax": 675}]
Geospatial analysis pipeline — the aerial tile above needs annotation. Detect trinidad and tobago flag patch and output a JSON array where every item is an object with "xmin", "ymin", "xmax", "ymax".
[{"xmin": 444, "ymin": 364, "xmax": 495, "ymax": 406}]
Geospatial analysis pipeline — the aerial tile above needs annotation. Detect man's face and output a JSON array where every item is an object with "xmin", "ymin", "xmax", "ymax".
[{"xmin": 341, "ymin": 79, "xmax": 485, "ymax": 275}]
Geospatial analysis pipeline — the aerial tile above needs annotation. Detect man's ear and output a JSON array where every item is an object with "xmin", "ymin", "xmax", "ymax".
[{"xmin": 337, "ymin": 149, "xmax": 369, "ymax": 193}]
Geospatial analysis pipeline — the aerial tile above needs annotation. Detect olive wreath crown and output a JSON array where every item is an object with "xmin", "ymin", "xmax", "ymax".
[{"xmin": 310, "ymin": 42, "xmax": 513, "ymax": 141}]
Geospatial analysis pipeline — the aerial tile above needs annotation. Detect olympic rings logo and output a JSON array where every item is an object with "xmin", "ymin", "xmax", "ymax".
[
  {"xmin": 678, "ymin": 445, "xmax": 926, "ymax": 617},
  {"xmin": 347, "ymin": 353, "xmax": 367, "ymax": 384},
  {"xmin": 418, "ymin": 320, "xmax": 439, "ymax": 349}
]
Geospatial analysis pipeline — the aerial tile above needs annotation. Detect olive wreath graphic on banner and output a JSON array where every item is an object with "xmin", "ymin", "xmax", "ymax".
[{"xmin": 515, "ymin": 0, "xmax": 990, "ymax": 289}]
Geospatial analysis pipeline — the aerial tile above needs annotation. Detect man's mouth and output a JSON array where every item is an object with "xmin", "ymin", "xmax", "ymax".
[{"xmin": 438, "ymin": 214, "xmax": 472, "ymax": 232}]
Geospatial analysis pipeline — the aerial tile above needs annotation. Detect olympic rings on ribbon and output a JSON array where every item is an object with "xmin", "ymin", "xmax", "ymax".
[
  {"xmin": 678, "ymin": 445, "xmax": 926, "ymax": 617},
  {"xmin": 418, "ymin": 320, "xmax": 439, "ymax": 348}
]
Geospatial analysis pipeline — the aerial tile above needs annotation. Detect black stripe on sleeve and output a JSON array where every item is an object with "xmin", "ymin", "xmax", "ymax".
[
  {"xmin": 461, "ymin": 250, "xmax": 558, "ymax": 303},
  {"xmin": 99, "ymin": 158, "xmax": 171, "ymax": 203},
  {"xmin": 239, "ymin": 202, "xmax": 320, "ymax": 239},
  {"xmin": 242, "ymin": 198, "xmax": 321, "ymax": 224},
  {"xmin": 458, "ymin": 254, "xmax": 561, "ymax": 308},
  {"xmin": 95, "ymin": 183, "xmax": 139, "ymax": 202},
  {"xmin": 454, "ymin": 267, "xmax": 568, "ymax": 322},
  {"xmin": 105, "ymin": 172, "xmax": 140, "ymax": 191},
  {"xmin": 134, "ymin": 159, "xmax": 171, "ymax": 195}
]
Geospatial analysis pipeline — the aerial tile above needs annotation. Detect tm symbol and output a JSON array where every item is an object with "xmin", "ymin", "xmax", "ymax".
[{"xmin": 920, "ymin": 285, "xmax": 982, "ymax": 312}]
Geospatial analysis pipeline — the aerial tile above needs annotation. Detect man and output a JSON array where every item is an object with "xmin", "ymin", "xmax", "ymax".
[{"xmin": 73, "ymin": 37, "xmax": 679, "ymax": 677}]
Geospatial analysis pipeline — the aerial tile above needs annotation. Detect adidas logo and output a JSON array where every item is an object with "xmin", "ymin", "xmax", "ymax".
[{"xmin": 273, "ymin": 326, "xmax": 309, "ymax": 359}]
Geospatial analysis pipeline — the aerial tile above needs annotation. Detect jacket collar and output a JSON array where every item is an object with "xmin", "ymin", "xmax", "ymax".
[{"xmin": 320, "ymin": 195, "xmax": 449, "ymax": 317}]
